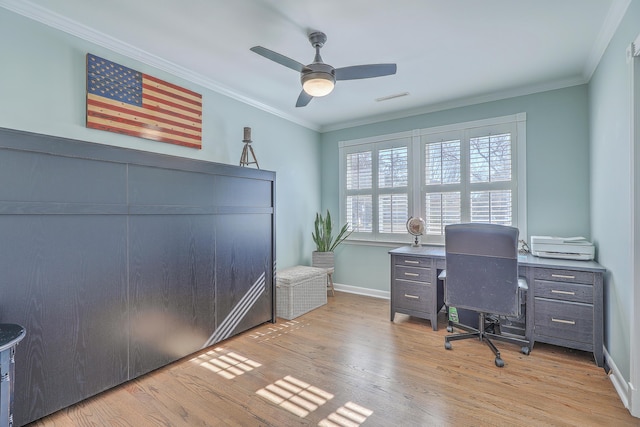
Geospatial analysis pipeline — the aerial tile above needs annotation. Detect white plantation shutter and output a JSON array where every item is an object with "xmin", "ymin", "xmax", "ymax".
[
  {"xmin": 346, "ymin": 195, "xmax": 373, "ymax": 232},
  {"xmin": 425, "ymin": 140, "xmax": 461, "ymax": 185},
  {"xmin": 378, "ymin": 146, "xmax": 409, "ymax": 234},
  {"xmin": 346, "ymin": 151, "xmax": 372, "ymax": 190},
  {"xmin": 339, "ymin": 114, "xmax": 525, "ymax": 244},
  {"xmin": 340, "ymin": 134, "xmax": 412, "ymax": 242},
  {"xmin": 469, "ymin": 134, "xmax": 512, "ymax": 183},
  {"xmin": 425, "ymin": 192, "xmax": 461, "ymax": 235},
  {"xmin": 345, "ymin": 151, "xmax": 373, "ymax": 232},
  {"xmin": 422, "ymin": 137, "xmax": 462, "ymax": 236},
  {"xmin": 379, "ymin": 193, "xmax": 408, "ymax": 233},
  {"xmin": 378, "ymin": 147, "xmax": 408, "ymax": 188},
  {"xmin": 468, "ymin": 132, "xmax": 514, "ymax": 227},
  {"xmin": 470, "ymin": 190, "xmax": 512, "ymax": 225}
]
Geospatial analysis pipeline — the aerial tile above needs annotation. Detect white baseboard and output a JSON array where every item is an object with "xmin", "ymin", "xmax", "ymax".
[
  {"xmin": 333, "ymin": 282, "xmax": 390, "ymax": 300},
  {"xmin": 631, "ymin": 381, "xmax": 639, "ymax": 418},
  {"xmin": 605, "ymin": 347, "xmax": 640, "ymax": 418},
  {"xmin": 606, "ymin": 347, "xmax": 630, "ymax": 407}
]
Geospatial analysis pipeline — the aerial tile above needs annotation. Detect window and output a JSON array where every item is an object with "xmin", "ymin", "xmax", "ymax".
[
  {"xmin": 378, "ymin": 146, "xmax": 408, "ymax": 233},
  {"xmin": 345, "ymin": 151, "xmax": 373, "ymax": 232},
  {"xmin": 339, "ymin": 114, "xmax": 526, "ymax": 244},
  {"xmin": 341, "ymin": 135, "xmax": 412, "ymax": 241}
]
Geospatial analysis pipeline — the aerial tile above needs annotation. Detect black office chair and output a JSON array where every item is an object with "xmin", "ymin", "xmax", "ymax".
[{"xmin": 442, "ymin": 223, "xmax": 530, "ymax": 367}]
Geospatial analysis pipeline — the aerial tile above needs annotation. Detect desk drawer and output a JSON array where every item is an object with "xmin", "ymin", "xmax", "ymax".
[
  {"xmin": 534, "ymin": 280, "xmax": 593, "ymax": 304},
  {"xmin": 394, "ymin": 255, "xmax": 431, "ymax": 268},
  {"xmin": 395, "ymin": 265, "xmax": 431, "ymax": 283},
  {"xmin": 392, "ymin": 279, "xmax": 432, "ymax": 313},
  {"xmin": 534, "ymin": 298, "xmax": 593, "ymax": 344},
  {"xmin": 534, "ymin": 268, "xmax": 594, "ymax": 284}
]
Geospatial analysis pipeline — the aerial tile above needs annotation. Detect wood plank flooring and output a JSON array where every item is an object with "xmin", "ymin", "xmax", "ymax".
[{"xmin": 27, "ymin": 292, "xmax": 638, "ymax": 426}]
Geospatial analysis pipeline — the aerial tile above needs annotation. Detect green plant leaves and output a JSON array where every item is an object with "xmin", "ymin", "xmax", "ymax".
[{"xmin": 312, "ymin": 210, "xmax": 352, "ymax": 252}]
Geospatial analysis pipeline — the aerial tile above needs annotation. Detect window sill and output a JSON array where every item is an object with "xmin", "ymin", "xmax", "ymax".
[{"xmin": 342, "ymin": 239, "xmax": 444, "ymax": 248}]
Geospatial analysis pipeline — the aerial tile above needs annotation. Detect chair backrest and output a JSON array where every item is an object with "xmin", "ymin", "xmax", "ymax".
[{"xmin": 444, "ymin": 223, "xmax": 520, "ymax": 316}]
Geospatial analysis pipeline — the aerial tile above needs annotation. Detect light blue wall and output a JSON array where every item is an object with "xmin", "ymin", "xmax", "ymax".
[
  {"xmin": 321, "ymin": 85, "xmax": 591, "ymax": 292},
  {"xmin": 3, "ymin": 2, "xmax": 635, "ymax": 388},
  {"xmin": 0, "ymin": 8, "xmax": 321, "ymax": 269},
  {"xmin": 589, "ymin": 1, "xmax": 640, "ymax": 383}
]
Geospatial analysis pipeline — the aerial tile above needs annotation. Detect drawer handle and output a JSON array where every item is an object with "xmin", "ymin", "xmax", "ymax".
[
  {"xmin": 404, "ymin": 294, "xmax": 420, "ymax": 300},
  {"xmin": 404, "ymin": 260, "xmax": 420, "ymax": 264},
  {"xmin": 551, "ymin": 290, "xmax": 575, "ymax": 295},
  {"xmin": 404, "ymin": 272, "xmax": 420, "ymax": 277},
  {"xmin": 551, "ymin": 274, "xmax": 575, "ymax": 279},
  {"xmin": 551, "ymin": 318, "xmax": 576, "ymax": 325}
]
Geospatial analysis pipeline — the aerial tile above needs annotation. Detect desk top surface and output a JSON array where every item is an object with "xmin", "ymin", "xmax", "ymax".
[{"xmin": 389, "ymin": 245, "xmax": 606, "ymax": 273}]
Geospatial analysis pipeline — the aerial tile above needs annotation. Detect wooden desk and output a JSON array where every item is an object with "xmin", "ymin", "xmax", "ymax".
[{"xmin": 389, "ymin": 246, "xmax": 606, "ymax": 367}]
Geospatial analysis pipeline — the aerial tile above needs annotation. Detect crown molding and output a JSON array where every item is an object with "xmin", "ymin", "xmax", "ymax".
[
  {"xmin": 320, "ymin": 76, "xmax": 587, "ymax": 133},
  {"xmin": 2, "ymin": 0, "xmax": 628, "ymax": 135},
  {"xmin": 583, "ymin": 0, "xmax": 631, "ymax": 80},
  {"xmin": 0, "ymin": 0, "xmax": 320, "ymax": 132}
]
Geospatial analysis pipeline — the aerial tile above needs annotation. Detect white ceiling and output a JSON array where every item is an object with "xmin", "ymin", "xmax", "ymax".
[{"xmin": 1, "ymin": 0, "xmax": 630, "ymax": 131}]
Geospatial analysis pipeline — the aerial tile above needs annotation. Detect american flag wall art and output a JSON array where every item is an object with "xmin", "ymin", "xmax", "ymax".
[{"xmin": 86, "ymin": 53, "xmax": 202, "ymax": 149}]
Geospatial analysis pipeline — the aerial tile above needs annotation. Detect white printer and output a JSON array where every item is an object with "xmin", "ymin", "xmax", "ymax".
[{"xmin": 530, "ymin": 236, "xmax": 595, "ymax": 261}]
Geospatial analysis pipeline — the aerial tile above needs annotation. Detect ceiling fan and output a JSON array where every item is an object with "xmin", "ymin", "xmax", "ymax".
[{"xmin": 250, "ymin": 31, "xmax": 397, "ymax": 107}]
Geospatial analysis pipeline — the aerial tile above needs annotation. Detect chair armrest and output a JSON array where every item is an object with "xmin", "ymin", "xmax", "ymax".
[
  {"xmin": 517, "ymin": 277, "xmax": 528, "ymax": 308},
  {"xmin": 439, "ymin": 270, "xmax": 448, "ymax": 305}
]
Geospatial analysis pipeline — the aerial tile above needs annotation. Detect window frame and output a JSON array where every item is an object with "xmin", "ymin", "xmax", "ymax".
[
  {"xmin": 339, "ymin": 113, "xmax": 527, "ymax": 245},
  {"xmin": 340, "ymin": 131, "xmax": 414, "ymax": 242}
]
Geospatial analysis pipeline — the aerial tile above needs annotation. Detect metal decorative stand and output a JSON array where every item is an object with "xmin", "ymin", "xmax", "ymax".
[
  {"xmin": 239, "ymin": 127, "xmax": 260, "ymax": 169},
  {"xmin": 406, "ymin": 217, "xmax": 425, "ymax": 247}
]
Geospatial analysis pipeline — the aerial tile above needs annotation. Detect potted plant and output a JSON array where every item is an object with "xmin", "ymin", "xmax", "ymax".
[{"xmin": 311, "ymin": 210, "xmax": 352, "ymax": 270}]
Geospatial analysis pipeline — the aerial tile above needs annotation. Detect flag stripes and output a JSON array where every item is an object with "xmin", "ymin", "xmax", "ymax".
[{"xmin": 86, "ymin": 54, "xmax": 202, "ymax": 149}]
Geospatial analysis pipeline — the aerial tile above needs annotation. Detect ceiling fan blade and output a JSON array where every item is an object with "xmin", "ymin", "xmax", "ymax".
[
  {"xmin": 296, "ymin": 90, "xmax": 313, "ymax": 107},
  {"xmin": 250, "ymin": 46, "xmax": 305, "ymax": 72},
  {"xmin": 335, "ymin": 64, "xmax": 397, "ymax": 81}
]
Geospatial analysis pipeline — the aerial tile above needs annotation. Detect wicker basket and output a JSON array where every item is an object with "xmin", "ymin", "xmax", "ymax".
[{"xmin": 276, "ymin": 266, "xmax": 327, "ymax": 320}]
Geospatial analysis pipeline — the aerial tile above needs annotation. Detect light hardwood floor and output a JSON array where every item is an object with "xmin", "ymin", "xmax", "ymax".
[{"xmin": 28, "ymin": 292, "xmax": 638, "ymax": 426}]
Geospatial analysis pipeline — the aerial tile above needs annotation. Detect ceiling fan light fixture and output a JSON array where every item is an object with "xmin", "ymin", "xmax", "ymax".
[
  {"xmin": 251, "ymin": 31, "xmax": 397, "ymax": 107},
  {"xmin": 302, "ymin": 72, "xmax": 335, "ymax": 97}
]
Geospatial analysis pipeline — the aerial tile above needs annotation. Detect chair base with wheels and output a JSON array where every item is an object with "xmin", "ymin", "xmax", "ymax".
[{"xmin": 444, "ymin": 312, "xmax": 530, "ymax": 367}]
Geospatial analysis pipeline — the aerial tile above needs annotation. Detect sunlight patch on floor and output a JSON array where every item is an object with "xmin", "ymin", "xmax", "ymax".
[
  {"xmin": 318, "ymin": 401, "xmax": 374, "ymax": 427},
  {"xmin": 256, "ymin": 375, "xmax": 334, "ymax": 418},
  {"xmin": 188, "ymin": 347, "xmax": 261, "ymax": 379},
  {"xmin": 249, "ymin": 320, "xmax": 310, "ymax": 342}
]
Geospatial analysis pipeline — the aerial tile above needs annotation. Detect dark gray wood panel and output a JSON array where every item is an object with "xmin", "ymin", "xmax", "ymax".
[
  {"xmin": 0, "ymin": 215, "xmax": 128, "ymax": 426},
  {"xmin": 213, "ymin": 175, "xmax": 273, "ymax": 208},
  {"xmin": 0, "ymin": 149, "xmax": 126, "ymax": 205},
  {"xmin": 0, "ymin": 127, "xmax": 274, "ymax": 183},
  {"xmin": 0, "ymin": 127, "xmax": 275, "ymax": 426},
  {"xmin": 129, "ymin": 215, "xmax": 216, "ymax": 377},
  {"xmin": 128, "ymin": 165, "xmax": 217, "ymax": 207},
  {"xmin": 213, "ymin": 214, "xmax": 273, "ymax": 343}
]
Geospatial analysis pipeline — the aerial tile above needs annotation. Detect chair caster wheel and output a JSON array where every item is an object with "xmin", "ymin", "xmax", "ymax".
[
  {"xmin": 521, "ymin": 347, "xmax": 530, "ymax": 355},
  {"xmin": 495, "ymin": 357, "xmax": 504, "ymax": 368},
  {"xmin": 447, "ymin": 326, "xmax": 453, "ymax": 333},
  {"xmin": 445, "ymin": 341, "xmax": 452, "ymax": 350}
]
